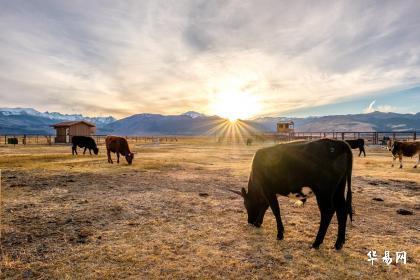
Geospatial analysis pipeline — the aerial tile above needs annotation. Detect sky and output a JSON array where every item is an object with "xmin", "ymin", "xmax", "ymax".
[{"xmin": 0, "ymin": 0, "xmax": 419, "ymax": 119}]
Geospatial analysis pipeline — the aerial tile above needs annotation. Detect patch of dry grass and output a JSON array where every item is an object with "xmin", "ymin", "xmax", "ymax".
[{"xmin": 0, "ymin": 141, "xmax": 419, "ymax": 279}]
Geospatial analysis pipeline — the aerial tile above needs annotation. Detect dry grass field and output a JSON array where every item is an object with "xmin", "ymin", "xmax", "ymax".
[{"xmin": 1, "ymin": 139, "xmax": 419, "ymax": 279}]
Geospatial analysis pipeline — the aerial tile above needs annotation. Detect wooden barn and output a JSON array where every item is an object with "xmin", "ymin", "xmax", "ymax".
[
  {"xmin": 51, "ymin": 121, "xmax": 96, "ymax": 143},
  {"xmin": 277, "ymin": 121, "xmax": 294, "ymax": 133}
]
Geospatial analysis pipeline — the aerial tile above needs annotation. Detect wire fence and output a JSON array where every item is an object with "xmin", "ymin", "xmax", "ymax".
[
  {"xmin": 0, "ymin": 131, "xmax": 417, "ymax": 146},
  {"xmin": 285, "ymin": 131, "xmax": 417, "ymax": 145},
  {"xmin": 0, "ymin": 134, "xmax": 202, "ymax": 146}
]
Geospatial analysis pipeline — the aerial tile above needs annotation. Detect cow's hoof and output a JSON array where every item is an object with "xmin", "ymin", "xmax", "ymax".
[
  {"xmin": 312, "ymin": 243, "xmax": 320, "ymax": 249},
  {"xmin": 414, "ymin": 166, "xmax": 417, "ymax": 168},
  {"xmin": 334, "ymin": 242, "xmax": 344, "ymax": 250},
  {"xmin": 399, "ymin": 166, "xmax": 402, "ymax": 169},
  {"xmin": 277, "ymin": 233, "xmax": 284, "ymax": 240},
  {"xmin": 253, "ymin": 222, "xmax": 261, "ymax": 228}
]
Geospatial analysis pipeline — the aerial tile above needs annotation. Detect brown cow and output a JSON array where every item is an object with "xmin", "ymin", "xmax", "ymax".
[
  {"xmin": 389, "ymin": 140, "xmax": 420, "ymax": 168},
  {"xmin": 105, "ymin": 136, "xmax": 134, "ymax": 165}
]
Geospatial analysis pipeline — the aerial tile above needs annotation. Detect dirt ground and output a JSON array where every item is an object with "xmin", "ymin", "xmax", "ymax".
[{"xmin": 0, "ymin": 140, "xmax": 419, "ymax": 279}]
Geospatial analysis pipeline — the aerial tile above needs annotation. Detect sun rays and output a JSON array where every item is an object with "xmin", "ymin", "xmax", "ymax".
[{"xmin": 204, "ymin": 118, "xmax": 260, "ymax": 143}]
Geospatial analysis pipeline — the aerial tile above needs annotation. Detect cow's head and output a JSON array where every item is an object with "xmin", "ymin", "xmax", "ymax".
[
  {"xmin": 390, "ymin": 142, "xmax": 399, "ymax": 156},
  {"xmin": 125, "ymin": 152, "xmax": 134, "ymax": 165},
  {"xmin": 232, "ymin": 188, "xmax": 268, "ymax": 227},
  {"xmin": 93, "ymin": 147, "xmax": 99, "ymax": 155},
  {"xmin": 387, "ymin": 139, "xmax": 393, "ymax": 151}
]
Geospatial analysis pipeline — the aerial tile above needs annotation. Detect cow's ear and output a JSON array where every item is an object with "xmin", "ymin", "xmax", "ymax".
[{"xmin": 241, "ymin": 187, "xmax": 247, "ymax": 198}]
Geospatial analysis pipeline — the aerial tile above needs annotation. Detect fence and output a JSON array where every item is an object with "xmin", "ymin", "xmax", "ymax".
[
  {"xmin": 287, "ymin": 131, "xmax": 417, "ymax": 145},
  {"xmin": 213, "ymin": 131, "xmax": 418, "ymax": 144},
  {"xmin": 90, "ymin": 135, "xmax": 181, "ymax": 145},
  {"xmin": 0, "ymin": 134, "xmax": 190, "ymax": 146},
  {"xmin": 2, "ymin": 134, "xmax": 54, "ymax": 145},
  {"xmin": 1, "ymin": 131, "xmax": 418, "ymax": 146}
]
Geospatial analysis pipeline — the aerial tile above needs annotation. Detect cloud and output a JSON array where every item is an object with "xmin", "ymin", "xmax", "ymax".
[
  {"xmin": 363, "ymin": 100, "xmax": 397, "ymax": 113},
  {"xmin": 376, "ymin": 105, "xmax": 397, "ymax": 112},
  {"xmin": 0, "ymin": 0, "xmax": 419, "ymax": 118}
]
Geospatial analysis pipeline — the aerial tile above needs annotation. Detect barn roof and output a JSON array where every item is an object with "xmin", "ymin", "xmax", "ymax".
[{"xmin": 50, "ymin": 120, "xmax": 96, "ymax": 128}]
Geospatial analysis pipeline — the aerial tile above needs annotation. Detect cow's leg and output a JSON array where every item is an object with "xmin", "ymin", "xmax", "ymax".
[
  {"xmin": 414, "ymin": 154, "xmax": 419, "ymax": 168},
  {"xmin": 313, "ymin": 196, "xmax": 335, "ymax": 249},
  {"xmin": 362, "ymin": 147, "xmax": 366, "ymax": 157},
  {"xmin": 117, "ymin": 152, "xmax": 120, "ymax": 164},
  {"xmin": 72, "ymin": 145, "xmax": 77, "ymax": 155},
  {"xmin": 399, "ymin": 155, "xmax": 403, "ymax": 169},
  {"xmin": 89, "ymin": 148, "xmax": 92, "ymax": 155},
  {"xmin": 267, "ymin": 194, "xmax": 285, "ymax": 240},
  {"xmin": 358, "ymin": 148, "xmax": 362, "ymax": 157},
  {"xmin": 334, "ymin": 181, "xmax": 347, "ymax": 250},
  {"xmin": 392, "ymin": 156, "xmax": 396, "ymax": 167},
  {"xmin": 107, "ymin": 150, "xmax": 113, "ymax": 164},
  {"xmin": 83, "ymin": 147, "xmax": 87, "ymax": 155}
]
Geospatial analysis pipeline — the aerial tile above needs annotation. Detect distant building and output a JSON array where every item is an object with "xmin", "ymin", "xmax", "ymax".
[
  {"xmin": 276, "ymin": 121, "xmax": 294, "ymax": 133},
  {"xmin": 51, "ymin": 121, "xmax": 96, "ymax": 143}
]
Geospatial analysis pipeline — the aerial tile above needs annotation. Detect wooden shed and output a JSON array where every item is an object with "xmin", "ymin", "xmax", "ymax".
[
  {"xmin": 276, "ymin": 121, "xmax": 294, "ymax": 133},
  {"xmin": 51, "ymin": 121, "xmax": 96, "ymax": 143}
]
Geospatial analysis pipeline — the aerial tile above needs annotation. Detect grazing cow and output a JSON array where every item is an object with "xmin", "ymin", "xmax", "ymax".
[
  {"xmin": 389, "ymin": 140, "xmax": 420, "ymax": 168},
  {"xmin": 231, "ymin": 139, "xmax": 353, "ymax": 250},
  {"xmin": 345, "ymin": 139, "xmax": 366, "ymax": 157},
  {"xmin": 71, "ymin": 136, "xmax": 98, "ymax": 155},
  {"xmin": 105, "ymin": 136, "xmax": 134, "ymax": 165},
  {"xmin": 381, "ymin": 136, "xmax": 391, "ymax": 147}
]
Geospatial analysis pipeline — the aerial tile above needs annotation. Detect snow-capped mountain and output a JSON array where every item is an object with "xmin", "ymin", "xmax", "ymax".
[
  {"xmin": 1, "ymin": 107, "xmax": 418, "ymax": 135},
  {"xmin": 181, "ymin": 111, "xmax": 207, "ymax": 118},
  {"xmin": 0, "ymin": 108, "xmax": 42, "ymax": 116},
  {"xmin": 0, "ymin": 108, "xmax": 116, "ymax": 125}
]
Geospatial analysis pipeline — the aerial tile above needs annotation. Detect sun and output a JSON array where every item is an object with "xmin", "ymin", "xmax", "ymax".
[{"xmin": 210, "ymin": 91, "xmax": 261, "ymax": 122}]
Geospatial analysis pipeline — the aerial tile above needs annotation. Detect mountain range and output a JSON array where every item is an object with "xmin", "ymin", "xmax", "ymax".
[
  {"xmin": 0, "ymin": 108, "xmax": 115, "ymax": 134},
  {"xmin": 0, "ymin": 107, "xmax": 419, "ymax": 135},
  {"xmin": 252, "ymin": 111, "xmax": 420, "ymax": 132}
]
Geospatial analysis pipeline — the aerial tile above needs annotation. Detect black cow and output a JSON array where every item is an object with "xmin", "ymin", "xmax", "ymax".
[
  {"xmin": 381, "ymin": 136, "xmax": 391, "ymax": 146},
  {"xmin": 71, "ymin": 136, "xmax": 99, "ymax": 155},
  {"xmin": 345, "ymin": 139, "xmax": 366, "ymax": 157},
  {"xmin": 231, "ymin": 139, "xmax": 353, "ymax": 250},
  {"xmin": 246, "ymin": 138, "xmax": 253, "ymax": 146}
]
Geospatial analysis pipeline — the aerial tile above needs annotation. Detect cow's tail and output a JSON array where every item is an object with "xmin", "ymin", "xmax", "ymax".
[{"xmin": 346, "ymin": 148, "xmax": 353, "ymax": 223}]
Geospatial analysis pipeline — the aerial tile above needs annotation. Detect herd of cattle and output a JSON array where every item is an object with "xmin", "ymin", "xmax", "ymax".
[
  {"xmin": 71, "ymin": 135, "xmax": 419, "ymax": 168},
  {"xmin": 71, "ymin": 136, "xmax": 134, "ymax": 164},
  {"xmin": 70, "ymin": 135, "xmax": 419, "ymax": 250}
]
